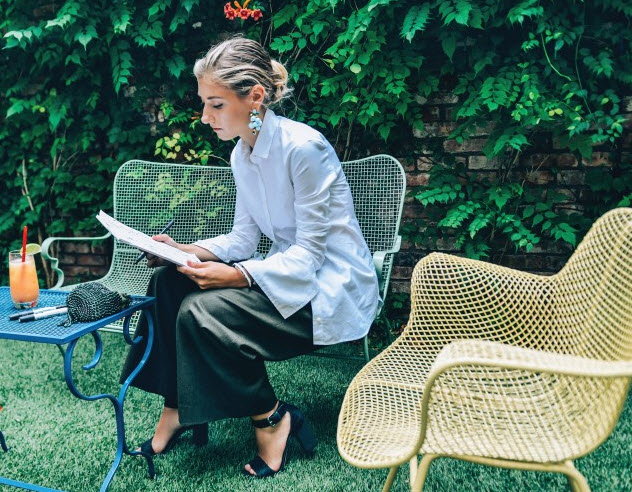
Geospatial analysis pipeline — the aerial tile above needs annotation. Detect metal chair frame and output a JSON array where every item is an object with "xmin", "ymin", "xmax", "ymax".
[{"xmin": 337, "ymin": 208, "xmax": 632, "ymax": 491}]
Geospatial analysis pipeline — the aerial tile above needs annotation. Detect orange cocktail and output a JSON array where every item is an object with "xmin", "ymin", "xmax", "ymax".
[{"xmin": 9, "ymin": 250, "xmax": 39, "ymax": 309}]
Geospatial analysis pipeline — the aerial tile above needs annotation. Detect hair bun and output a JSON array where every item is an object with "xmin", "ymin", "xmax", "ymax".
[{"xmin": 270, "ymin": 59, "xmax": 289, "ymax": 104}]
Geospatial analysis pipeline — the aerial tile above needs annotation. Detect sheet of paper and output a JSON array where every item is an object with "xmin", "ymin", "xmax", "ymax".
[{"xmin": 96, "ymin": 211, "xmax": 200, "ymax": 266}]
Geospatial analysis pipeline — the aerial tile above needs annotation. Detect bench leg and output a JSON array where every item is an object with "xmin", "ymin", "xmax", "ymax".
[
  {"xmin": 363, "ymin": 335, "xmax": 370, "ymax": 362},
  {"xmin": 0, "ymin": 431, "xmax": 7, "ymax": 452}
]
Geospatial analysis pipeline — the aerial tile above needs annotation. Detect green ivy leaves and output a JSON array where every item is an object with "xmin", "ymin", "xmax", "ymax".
[
  {"xmin": 73, "ymin": 24, "xmax": 98, "ymax": 49},
  {"xmin": 1, "ymin": 0, "xmax": 631, "ymax": 286},
  {"xmin": 0, "ymin": 0, "xmax": 217, "ymax": 286},
  {"xmin": 401, "ymin": 4, "xmax": 431, "ymax": 42},
  {"xmin": 438, "ymin": 0, "xmax": 474, "ymax": 26},
  {"xmin": 110, "ymin": 41, "xmax": 133, "ymax": 94},
  {"xmin": 166, "ymin": 54, "xmax": 186, "ymax": 79},
  {"xmin": 507, "ymin": 0, "xmax": 543, "ymax": 25}
]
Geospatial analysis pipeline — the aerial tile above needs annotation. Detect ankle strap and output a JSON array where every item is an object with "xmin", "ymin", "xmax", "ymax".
[{"xmin": 252, "ymin": 402, "xmax": 288, "ymax": 428}]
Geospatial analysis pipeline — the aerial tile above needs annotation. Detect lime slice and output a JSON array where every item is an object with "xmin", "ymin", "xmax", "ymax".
[{"xmin": 20, "ymin": 243, "xmax": 42, "ymax": 255}]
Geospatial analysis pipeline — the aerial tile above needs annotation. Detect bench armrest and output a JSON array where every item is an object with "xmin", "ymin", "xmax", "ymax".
[
  {"xmin": 41, "ymin": 233, "xmax": 112, "ymax": 288},
  {"xmin": 373, "ymin": 235, "xmax": 402, "ymax": 293}
]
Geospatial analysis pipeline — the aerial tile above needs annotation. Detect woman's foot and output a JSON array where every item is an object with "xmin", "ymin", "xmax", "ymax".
[
  {"xmin": 244, "ymin": 403, "xmax": 292, "ymax": 476},
  {"xmin": 138, "ymin": 406, "xmax": 183, "ymax": 454}
]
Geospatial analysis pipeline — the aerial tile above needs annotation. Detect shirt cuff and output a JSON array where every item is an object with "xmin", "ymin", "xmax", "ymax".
[
  {"xmin": 193, "ymin": 236, "xmax": 233, "ymax": 263},
  {"xmin": 241, "ymin": 248, "xmax": 318, "ymax": 319}
]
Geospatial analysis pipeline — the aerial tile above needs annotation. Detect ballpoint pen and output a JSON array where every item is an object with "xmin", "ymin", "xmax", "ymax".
[{"xmin": 133, "ymin": 218, "xmax": 175, "ymax": 264}]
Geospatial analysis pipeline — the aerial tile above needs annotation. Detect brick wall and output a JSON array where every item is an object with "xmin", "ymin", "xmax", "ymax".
[
  {"xmin": 389, "ymin": 94, "xmax": 632, "ymax": 302},
  {"xmin": 55, "ymin": 94, "xmax": 632, "ymax": 321},
  {"xmin": 56, "ymin": 241, "xmax": 111, "ymax": 286}
]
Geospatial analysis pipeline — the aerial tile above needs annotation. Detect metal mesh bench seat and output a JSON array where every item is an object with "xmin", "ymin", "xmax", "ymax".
[{"xmin": 42, "ymin": 156, "xmax": 406, "ymax": 361}]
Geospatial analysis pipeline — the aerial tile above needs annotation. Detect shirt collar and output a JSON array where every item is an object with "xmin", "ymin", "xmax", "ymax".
[{"xmin": 248, "ymin": 108, "xmax": 280, "ymax": 161}]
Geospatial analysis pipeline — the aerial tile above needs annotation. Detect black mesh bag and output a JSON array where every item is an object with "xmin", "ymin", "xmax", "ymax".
[{"xmin": 60, "ymin": 282, "xmax": 131, "ymax": 326}]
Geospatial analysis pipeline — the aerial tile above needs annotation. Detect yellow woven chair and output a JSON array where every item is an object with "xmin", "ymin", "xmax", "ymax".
[{"xmin": 337, "ymin": 207, "xmax": 632, "ymax": 491}]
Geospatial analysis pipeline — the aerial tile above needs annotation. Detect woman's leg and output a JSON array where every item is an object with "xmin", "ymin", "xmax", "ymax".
[
  {"xmin": 120, "ymin": 265, "xmax": 198, "ymax": 401},
  {"xmin": 120, "ymin": 265, "xmax": 198, "ymax": 453},
  {"xmin": 174, "ymin": 286, "xmax": 314, "ymax": 473},
  {"xmin": 244, "ymin": 402, "xmax": 292, "ymax": 475},
  {"xmin": 174, "ymin": 286, "xmax": 314, "ymax": 424}
]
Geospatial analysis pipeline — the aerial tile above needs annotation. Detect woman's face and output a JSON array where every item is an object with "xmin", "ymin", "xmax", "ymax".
[{"xmin": 197, "ymin": 77, "xmax": 263, "ymax": 141}]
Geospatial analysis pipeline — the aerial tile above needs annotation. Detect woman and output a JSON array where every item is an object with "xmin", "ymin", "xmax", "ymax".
[{"xmin": 121, "ymin": 36, "xmax": 380, "ymax": 478}]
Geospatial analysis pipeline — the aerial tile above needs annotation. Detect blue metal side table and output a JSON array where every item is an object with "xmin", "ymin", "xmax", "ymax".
[{"xmin": 0, "ymin": 287, "xmax": 156, "ymax": 492}]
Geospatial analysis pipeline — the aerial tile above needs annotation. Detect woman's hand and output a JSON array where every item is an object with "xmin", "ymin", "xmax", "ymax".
[
  {"xmin": 144, "ymin": 234, "xmax": 223, "ymax": 268},
  {"xmin": 177, "ymin": 261, "xmax": 250, "ymax": 289},
  {"xmin": 144, "ymin": 234, "xmax": 180, "ymax": 268}
]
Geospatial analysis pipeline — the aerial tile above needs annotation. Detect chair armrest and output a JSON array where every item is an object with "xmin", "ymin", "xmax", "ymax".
[
  {"xmin": 429, "ymin": 340, "xmax": 632, "ymax": 380},
  {"xmin": 415, "ymin": 340, "xmax": 632, "ymax": 457},
  {"xmin": 373, "ymin": 235, "xmax": 402, "ymax": 292},
  {"xmin": 41, "ymin": 233, "xmax": 111, "ymax": 288}
]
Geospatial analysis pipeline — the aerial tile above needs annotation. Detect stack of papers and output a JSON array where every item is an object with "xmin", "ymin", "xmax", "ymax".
[{"xmin": 96, "ymin": 211, "xmax": 200, "ymax": 266}]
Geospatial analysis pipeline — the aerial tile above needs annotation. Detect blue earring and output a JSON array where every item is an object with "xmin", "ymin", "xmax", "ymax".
[{"xmin": 249, "ymin": 109, "xmax": 262, "ymax": 135}]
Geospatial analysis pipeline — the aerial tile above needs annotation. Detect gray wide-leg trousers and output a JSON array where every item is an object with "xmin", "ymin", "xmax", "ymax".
[{"xmin": 120, "ymin": 266, "xmax": 315, "ymax": 425}]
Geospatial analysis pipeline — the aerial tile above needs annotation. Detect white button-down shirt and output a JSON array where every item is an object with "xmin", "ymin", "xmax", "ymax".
[{"xmin": 194, "ymin": 109, "xmax": 380, "ymax": 345}]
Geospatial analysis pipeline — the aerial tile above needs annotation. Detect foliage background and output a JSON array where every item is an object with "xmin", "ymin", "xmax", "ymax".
[{"xmin": 1, "ymin": 0, "xmax": 631, "ymax": 321}]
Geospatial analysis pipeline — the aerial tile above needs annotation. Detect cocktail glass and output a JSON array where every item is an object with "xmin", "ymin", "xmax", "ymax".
[{"xmin": 9, "ymin": 250, "xmax": 39, "ymax": 309}]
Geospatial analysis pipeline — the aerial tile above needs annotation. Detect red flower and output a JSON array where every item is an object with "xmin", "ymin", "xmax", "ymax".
[
  {"xmin": 239, "ymin": 8, "xmax": 251, "ymax": 19},
  {"xmin": 251, "ymin": 9, "xmax": 263, "ymax": 21},
  {"xmin": 225, "ymin": 7, "xmax": 236, "ymax": 19},
  {"xmin": 224, "ymin": 2, "xmax": 232, "ymax": 13}
]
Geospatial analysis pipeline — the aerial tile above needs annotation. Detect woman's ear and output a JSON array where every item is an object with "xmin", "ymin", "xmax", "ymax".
[{"xmin": 250, "ymin": 84, "xmax": 266, "ymax": 108}]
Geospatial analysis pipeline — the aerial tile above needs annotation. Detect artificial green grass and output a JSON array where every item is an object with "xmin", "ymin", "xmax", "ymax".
[{"xmin": 0, "ymin": 334, "xmax": 631, "ymax": 491}]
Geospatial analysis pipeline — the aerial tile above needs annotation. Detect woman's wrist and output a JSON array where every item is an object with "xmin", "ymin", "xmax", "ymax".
[
  {"xmin": 180, "ymin": 243, "xmax": 221, "ymax": 261},
  {"xmin": 234, "ymin": 263, "xmax": 254, "ymax": 288},
  {"xmin": 232, "ymin": 265, "xmax": 251, "ymax": 287}
]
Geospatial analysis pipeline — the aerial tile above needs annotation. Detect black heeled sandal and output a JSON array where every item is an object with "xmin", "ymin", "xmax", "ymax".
[
  {"xmin": 244, "ymin": 401, "xmax": 317, "ymax": 478},
  {"xmin": 139, "ymin": 422, "xmax": 208, "ymax": 456}
]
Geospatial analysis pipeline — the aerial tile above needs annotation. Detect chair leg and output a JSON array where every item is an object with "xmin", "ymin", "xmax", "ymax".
[
  {"xmin": 382, "ymin": 316, "xmax": 393, "ymax": 345},
  {"xmin": 411, "ymin": 454, "xmax": 436, "ymax": 492},
  {"xmin": 363, "ymin": 335, "xmax": 370, "ymax": 362},
  {"xmin": 382, "ymin": 466, "xmax": 400, "ymax": 492},
  {"xmin": 562, "ymin": 461, "xmax": 590, "ymax": 492},
  {"xmin": 409, "ymin": 455, "xmax": 418, "ymax": 486}
]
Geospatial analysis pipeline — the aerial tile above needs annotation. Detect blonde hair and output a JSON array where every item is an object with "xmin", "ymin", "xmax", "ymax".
[{"xmin": 193, "ymin": 36, "xmax": 290, "ymax": 107}]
